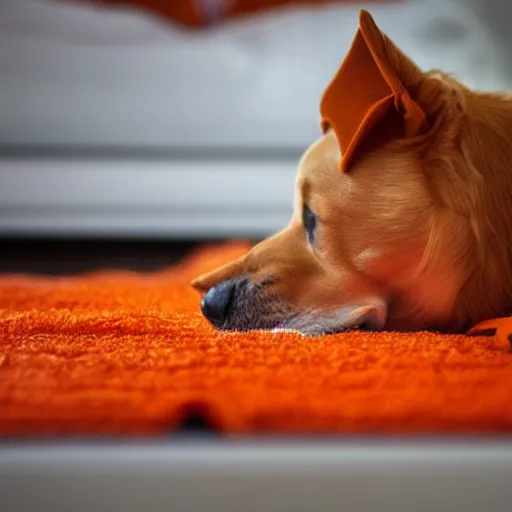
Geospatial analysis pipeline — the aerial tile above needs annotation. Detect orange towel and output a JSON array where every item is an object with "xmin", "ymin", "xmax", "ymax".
[
  {"xmin": 1, "ymin": 242, "xmax": 512, "ymax": 437},
  {"xmin": 62, "ymin": 1, "xmax": 395, "ymax": 28}
]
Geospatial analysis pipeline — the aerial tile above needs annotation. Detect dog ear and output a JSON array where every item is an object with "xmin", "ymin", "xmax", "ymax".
[{"xmin": 321, "ymin": 10, "xmax": 429, "ymax": 172}]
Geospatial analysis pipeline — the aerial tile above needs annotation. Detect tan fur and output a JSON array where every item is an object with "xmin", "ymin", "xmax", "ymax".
[{"xmin": 192, "ymin": 19, "xmax": 512, "ymax": 335}]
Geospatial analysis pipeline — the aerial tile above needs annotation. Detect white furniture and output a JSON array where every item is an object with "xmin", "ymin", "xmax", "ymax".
[
  {"xmin": 2, "ymin": 440, "xmax": 512, "ymax": 512},
  {"xmin": 0, "ymin": 0, "xmax": 509, "ymax": 238}
]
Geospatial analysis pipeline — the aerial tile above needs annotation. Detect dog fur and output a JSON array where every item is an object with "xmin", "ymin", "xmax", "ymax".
[{"xmin": 192, "ymin": 12, "xmax": 512, "ymax": 336}]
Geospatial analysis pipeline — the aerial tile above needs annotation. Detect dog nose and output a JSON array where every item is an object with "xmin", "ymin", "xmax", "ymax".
[{"xmin": 200, "ymin": 280, "xmax": 236, "ymax": 328}]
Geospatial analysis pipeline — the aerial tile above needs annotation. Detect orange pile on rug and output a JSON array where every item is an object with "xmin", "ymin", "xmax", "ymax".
[{"xmin": 1, "ymin": 242, "xmax": 512, "ymax": 437}]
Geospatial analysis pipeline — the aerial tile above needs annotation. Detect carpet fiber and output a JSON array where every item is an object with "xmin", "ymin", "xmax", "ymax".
[{"xmin": 1, "ymin": 243, "xmax": 512, "ymax": 437}]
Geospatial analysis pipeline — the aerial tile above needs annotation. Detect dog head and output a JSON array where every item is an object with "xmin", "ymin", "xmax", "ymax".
[{"xmin": 192, "ymin": 11, "xmax": 512, "ymax": 335}]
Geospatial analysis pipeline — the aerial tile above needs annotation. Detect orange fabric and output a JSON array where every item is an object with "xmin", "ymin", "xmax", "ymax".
[
  {"xmin": 62, "ymin": 1, "xmax": 395, "ymax": 28},
  {"xmin": 1, "ymin": 242, "xmax": 512, "ymax": 437},
  {"xmin": 469, "ymin": 318, "xmax": 512, "ymax": 347},
  {"xmin": 320, "ymin": 10, "xmax": 428, "ymax": 172}
]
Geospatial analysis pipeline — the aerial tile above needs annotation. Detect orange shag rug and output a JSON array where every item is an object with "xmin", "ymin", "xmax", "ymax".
[{"xmin": 1, "ymin": 242, "xmax": 512, "ymax": 437}]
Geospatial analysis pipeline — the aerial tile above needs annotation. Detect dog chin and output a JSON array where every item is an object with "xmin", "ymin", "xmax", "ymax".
[
  {"xmin": 224, "ymin": 307, "xmax": 385, "ymax": 337},
  {"xmin": 275, "ymin": 311, "xmax": 382, "ymax": 336}
]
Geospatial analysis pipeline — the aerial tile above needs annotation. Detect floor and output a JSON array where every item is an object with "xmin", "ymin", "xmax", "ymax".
[{"xmin": 0, "ymin": 238, "xmax": 204, "ymax": 275}]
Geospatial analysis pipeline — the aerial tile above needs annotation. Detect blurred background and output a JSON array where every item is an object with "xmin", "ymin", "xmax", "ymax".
[{"xmin": 0, "ymin": 0, "xmax": 510, "ymax": 274}]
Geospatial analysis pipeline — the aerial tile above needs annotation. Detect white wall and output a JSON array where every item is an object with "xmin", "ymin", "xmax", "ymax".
[
  {"xmin": 0, "ymin": 0, "xmax": 507, "ymax": 150},
  {"xmin": 0, "ymin": 0, "xmax": 509, "ymax": 238}
]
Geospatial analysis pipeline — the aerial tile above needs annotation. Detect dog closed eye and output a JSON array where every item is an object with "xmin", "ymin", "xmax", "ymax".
[{"xmin": 302, "ymin": 205, "xmax": 317, "ymax": 246}]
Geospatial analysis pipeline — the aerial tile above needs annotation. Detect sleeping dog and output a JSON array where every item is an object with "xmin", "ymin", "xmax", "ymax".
[{"xmin": 192, "ymin": 10, "xmax": 512, "ymax": 339}]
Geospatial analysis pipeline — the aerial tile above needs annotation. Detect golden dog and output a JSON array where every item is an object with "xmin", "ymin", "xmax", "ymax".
[{"xmin": 192, "ymin": 11, "xmax": 512, "ymax": 337}]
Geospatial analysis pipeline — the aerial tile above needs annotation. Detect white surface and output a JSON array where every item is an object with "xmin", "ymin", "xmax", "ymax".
[
  {"xmin": 0, "ymin": 157, "xmax": 297, "ymax": 238},
  {"xmin": 0, "ymin": 0, "xmax": 506, "ymax": 149},
  {"xmin": 2, "ymin": 440, "xmax": 512, "ymax": 512},
  {"xmin": 0, "ymin": 0, "xmax": 509, "ymax": 238}
]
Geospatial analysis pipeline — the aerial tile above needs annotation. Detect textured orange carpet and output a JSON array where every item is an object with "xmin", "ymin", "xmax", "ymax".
[{"xmin": 1, "ymin": 242, "xmax": 512, "ymax": 437}]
